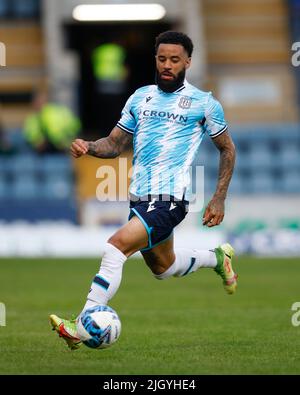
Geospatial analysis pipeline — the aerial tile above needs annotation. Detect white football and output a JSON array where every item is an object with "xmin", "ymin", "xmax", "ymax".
[{"xmin": 77, "ymin": 305, "xmax": 121, "ymax": 349}]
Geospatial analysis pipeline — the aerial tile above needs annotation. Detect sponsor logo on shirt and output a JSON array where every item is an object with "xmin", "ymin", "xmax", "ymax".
[{"xmin": 141, "ymin": 110, "xmax": 188, "ymax": 125}]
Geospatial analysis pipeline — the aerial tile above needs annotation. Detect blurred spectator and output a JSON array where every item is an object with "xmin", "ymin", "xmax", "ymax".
[
  {"xmin": 91, "ymin": 43, "xmax": 129, "ymax": 133},
  {"xmin": 23, "ymin": 90, "xmax": 81, "ymax": 153},
  {"xmin": 92, "ymin": 42, "xmax": 128, "ymax": 95}
]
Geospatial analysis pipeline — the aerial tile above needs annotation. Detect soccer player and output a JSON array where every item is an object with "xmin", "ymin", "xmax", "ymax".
[{"xmin": 50, "ymin": 31, "xmax": 237, "ymax": 350}]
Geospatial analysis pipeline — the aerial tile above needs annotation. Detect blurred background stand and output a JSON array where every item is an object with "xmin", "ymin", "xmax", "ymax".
[{"xmin": 0, "ymin": 0, "xmax": 299, "ymax": 256}]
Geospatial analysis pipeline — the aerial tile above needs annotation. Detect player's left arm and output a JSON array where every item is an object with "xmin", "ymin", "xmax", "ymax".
[{"xmin": 202, "ymin": 130, "xmax": 236, "ymax": 227}]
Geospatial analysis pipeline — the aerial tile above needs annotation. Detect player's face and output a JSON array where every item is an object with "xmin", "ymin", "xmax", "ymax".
[{"xmin": 155, "ymin": 43, "xmax": 191, "ymax": 92}]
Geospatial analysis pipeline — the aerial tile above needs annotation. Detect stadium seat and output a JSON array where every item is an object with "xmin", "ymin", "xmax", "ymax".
[
  {"xmin": 0, "ymin": 156, "xmax": 12, "ymax": 174},
  {"xmin": 194, "ymin": 124, "xmax": 300, "ymax": 195},
  {"xmin": 40, "ymin": 154, "xmax": 72, "ymax": 176},
  {"xmin": 248, "ymin": 144, "xmax": 274, "ymax": 170},
  {"xmin": 0, "ymin": 0, "xmax": 9, "ymax": 17},
  {"xmin": 235, "ymin": 149, "xmax": 250, "ymax": 172},
  {"xmin": 11, "ymin": 0, "xmax": 40, "ymax": 18},
  {"xmin": 0, "ymin": 199, "xmax": 78, "ymax": 223},
  {"xmin": 10, "ymin": 174, "xmax": 40, "ymax": 199},
  {"xmin": 0, "ymin": 175, "xmax": 9, "ymax": 199},
  {"xmin": 250, "ymin": 170, "xmax": 274, "ymax": 193},
  {"xmin": 278, "ymin": 143, "xmax": 300, "ymax": 169},
  {"xmin": 229, "ymin": 173, "xmax": 244, "ymax": 194},
  {"xmin": 281, "ymin": 170, "xmax": 300, "ymax": 193},
  {"xmin": 5, "ymin": 127, "xmax": 31, "ymax": 152},
  {"xmin": 8, "ymin": 154, "xmax": 39, "ymax": 175},
  {"xmin": 41, "ymin": 174, "xmax": 74, "ymax": 200}
]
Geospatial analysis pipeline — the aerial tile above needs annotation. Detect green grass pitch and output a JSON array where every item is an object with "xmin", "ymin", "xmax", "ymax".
[{"xmin": 0, "ymin": 256, "xmax": 300, "ymax": 375}]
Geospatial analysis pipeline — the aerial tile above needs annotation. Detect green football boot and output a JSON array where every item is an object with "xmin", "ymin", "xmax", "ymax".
[
  {"xmin": 49, "ymin": 314, "xmax": 82, "ymax": 350},
  {"xmin": 214, "ymin": 243, "xmax": 237, "ymax": 295}
]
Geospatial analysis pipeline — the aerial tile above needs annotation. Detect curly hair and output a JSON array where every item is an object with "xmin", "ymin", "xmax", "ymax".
[{"xmin": 155, "ymin": 31, "xmax": 194, "ymax": 57}]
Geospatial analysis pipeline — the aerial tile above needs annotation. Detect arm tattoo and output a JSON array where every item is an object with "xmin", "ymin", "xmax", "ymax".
[
  {"xmin": 87, "ymin": 138, "xmax": 119, "ymax": 158},
  {"xmin": 212, "ymin": 131, "xmax": 236, "ymax": 199},
  {"xmin": 87, "ymin": 127, "xmax": 133, "ymax": 158}
]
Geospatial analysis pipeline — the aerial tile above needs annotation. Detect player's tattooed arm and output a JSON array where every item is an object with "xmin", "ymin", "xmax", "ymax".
[
  {"xmin": 202, "ymin": 130, "xmax": 235, "ymax": 227},
  {"xmin": 212, "ymin": 130, "xmax": 236, "ymax": 200},
  {"xmin": 87, "ymin": 126, "xmax": 133, "ymax": 158}
]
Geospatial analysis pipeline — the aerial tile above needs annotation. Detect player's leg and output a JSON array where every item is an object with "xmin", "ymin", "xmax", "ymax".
[
  {"xmin": 141, "ymin": 234, "xmax": 175, "ymax": 275},
  {"xmin": 82, "ymin": 215, "xmax": 148, "ymax": 310},
  {"xmin": 142, "ymin": 235, "xmax": 237, "ymax": 294},
  {"xmin": 142, "ymin": 235, "xmax": 217, "ymax": 276},
  {"xmin": 50, "ymin": 215, "xmax": 148, "ymax": 349}
]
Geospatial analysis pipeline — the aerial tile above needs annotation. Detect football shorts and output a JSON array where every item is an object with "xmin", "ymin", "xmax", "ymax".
[{"xmin": 128, "ymin": 194, "xmax": 189, "ymax": 251}]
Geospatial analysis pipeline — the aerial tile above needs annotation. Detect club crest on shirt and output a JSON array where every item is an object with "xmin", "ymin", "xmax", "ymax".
[{"xmin": 178, "ymin": 96, "xmax": 192, "ymax": 109}]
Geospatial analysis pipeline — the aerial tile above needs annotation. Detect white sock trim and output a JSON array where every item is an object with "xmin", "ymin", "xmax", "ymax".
[
  {"xmin": 105, "ymin": 242, "xmax": 127, "ymax": 260},
  {"xmin": 153, "ymin": 248, "xmax": 217, "ymax": 280},
  {"xmin": 153, "ymin": 260, "xmax": 177, "ymax": 280}
]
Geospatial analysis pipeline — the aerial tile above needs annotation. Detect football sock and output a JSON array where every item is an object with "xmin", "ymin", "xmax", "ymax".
[
  {"xmin": 154, "ymin": 248, "xmax": 217, "ymax": 279},
  {"xmin": 81, "ymin": 243, "xmax": 127, "ymax": 312}
]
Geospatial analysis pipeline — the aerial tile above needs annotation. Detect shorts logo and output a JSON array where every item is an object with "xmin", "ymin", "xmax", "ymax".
[
  {"xmin": 178, "ymin": 96, "xmax": 192, "ymax": 109},
  {"xmin": 169, "ymin": 202, "xmax": 177, "ymax": 211},
  {"xmin": 147, "ymin": 198, "xmax": 156, "ymax": 212}
]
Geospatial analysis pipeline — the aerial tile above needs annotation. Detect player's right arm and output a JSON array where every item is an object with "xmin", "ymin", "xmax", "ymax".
[{"xmin": 70, "ymin": 126, "xmax": 133, "ymax": 159}]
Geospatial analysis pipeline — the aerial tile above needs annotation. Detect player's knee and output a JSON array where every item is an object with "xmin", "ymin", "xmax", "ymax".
[
  {"xmin": 107, "ymin": 235, "xmax": 138, "ymax": 257},
  {"xmin": 107, "ymin": 235, "xmax": 126, "ymax": 254}
]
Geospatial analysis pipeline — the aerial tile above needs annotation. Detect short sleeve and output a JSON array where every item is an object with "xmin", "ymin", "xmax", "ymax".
[
  {"xmin": 117, "ymin": 94, "xmax": 136, "ymax": 135},
  {"xmin": 204, "ymin": 93, "xmax": 228, "ymax": 139}
]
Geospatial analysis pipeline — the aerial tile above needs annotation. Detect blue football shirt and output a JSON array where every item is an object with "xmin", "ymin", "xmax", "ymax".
[{"xmin": 117, "ymin": 80, "xmax": 227, "ymax": 201}]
